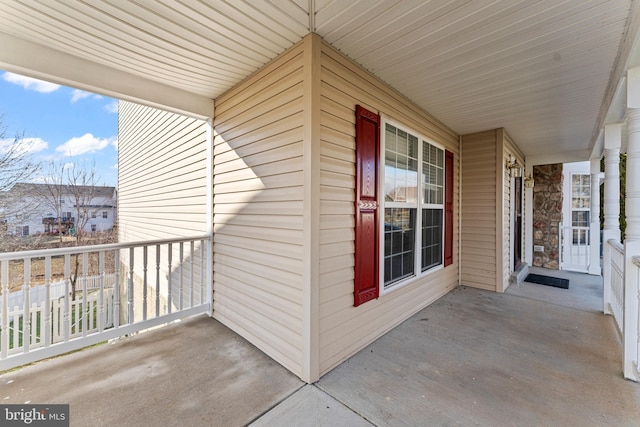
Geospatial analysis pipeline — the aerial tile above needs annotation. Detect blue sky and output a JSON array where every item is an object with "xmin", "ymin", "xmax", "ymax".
[{"xmin": 0, "ymin": 71, "xmax": 118, "ymax": 187}]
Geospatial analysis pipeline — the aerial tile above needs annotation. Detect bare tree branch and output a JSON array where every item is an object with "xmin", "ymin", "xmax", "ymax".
[
  {"xmin": 0, "ymin": 115, "xmax": 41, "ymax": 221},
  {"xmin": 33, "ymin": 159, "xmax": 112, "ymax": 299}
]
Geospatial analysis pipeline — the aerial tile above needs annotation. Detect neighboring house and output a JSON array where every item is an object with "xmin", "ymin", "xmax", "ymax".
[{"xmin": 0, "ymin": 183, "xmax": 117, "ymax": 236}]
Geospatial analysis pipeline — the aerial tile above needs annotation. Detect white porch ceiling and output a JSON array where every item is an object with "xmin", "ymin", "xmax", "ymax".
[{"xmin": 0, "ymin": 0, "xmax": 638, "ymax": 162}]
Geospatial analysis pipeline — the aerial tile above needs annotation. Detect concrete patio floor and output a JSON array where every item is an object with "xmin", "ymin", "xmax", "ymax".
[{"xmin": 2, "ymin": 270, "xmax": 639, "ymax": 426}]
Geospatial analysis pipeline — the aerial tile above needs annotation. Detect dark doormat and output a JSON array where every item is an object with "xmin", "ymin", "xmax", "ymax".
[{"xmin": 525, "ymin": 273, "xmax": 569, "ymax": 289}]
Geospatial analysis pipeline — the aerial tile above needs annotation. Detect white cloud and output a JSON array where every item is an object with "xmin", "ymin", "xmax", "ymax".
[
  {"xmin": 70, "ymin": 89, "xmax": 103, "ymax": 103},
  {"xmin": 70, "ymin": 89, "xmax": 91, "ymax": 103},
  {"xmin": 104, "ymin": 100, "xmax": 118, "ymax": 114},
  {"xmin": 55, "ymin": 133, "xmax": 116, "ymax": 156},
  {"xmin": 0, "ymin": 137, "xmax": 48, "ymax": 155},
  {"xmin": 2, "ymin": 72, "xmax": 61, "ymax": 93}
]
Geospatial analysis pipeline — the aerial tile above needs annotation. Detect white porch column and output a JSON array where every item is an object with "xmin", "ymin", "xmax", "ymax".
[
  {"xmin": 623, "ymin": 68, "xmax": 640, "ymax": 381},
  {"xmin": 589, "ymin": 158, "xmax": 602, "ymax": 275},
  {"xmin": 603, "ymin": 124, "xmax": 622, "ymax": 241},
  {"xmin": 602, "ymin": 123, "xmax": 622, "ymax": 316}
]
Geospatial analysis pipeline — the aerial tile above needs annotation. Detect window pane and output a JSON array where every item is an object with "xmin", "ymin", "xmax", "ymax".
[
  {"xmin": 422, "ymin": 208, "xmax": 443, "ymax": 271},
  {"xmin": 422, "ymin": 141, "xmax": 443, "ymax": 205},
  {"xmin": 384, "ymin": 208, "xmax": 416, "ymax": 287},
  {"xmin": 571, "ymin": 174, "xmax": 590, "ymax": 209},
  {"xmin": 385, "ymin": 124, "xmax": 418, "ymax": 203},
  {"xmin": 572, "ymin": 211, "xmax": 589, "ymax": 227}
]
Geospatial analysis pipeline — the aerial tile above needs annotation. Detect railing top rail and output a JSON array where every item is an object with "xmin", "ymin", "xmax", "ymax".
[
  {"xmin": 606, "ymin": 238, "xmax": 624, "ymax": 253},
  {"xmin": 633, "ymin": 256, "xmax": 640, "ymax": 268},
  {"xmin": 0, "ymin": 234, "xmax": 212, "ymax": 261}
]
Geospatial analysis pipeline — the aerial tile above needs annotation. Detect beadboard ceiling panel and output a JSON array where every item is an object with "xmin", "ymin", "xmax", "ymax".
[{"xmin": 0, "ymin": 0, "xmax": 637, "ymax": 160}]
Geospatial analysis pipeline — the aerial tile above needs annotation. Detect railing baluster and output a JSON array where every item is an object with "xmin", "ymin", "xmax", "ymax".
[
  {"xmin": 167, "ymin": 243, "xmax": 172, "ymax": 314},
  {"xmin": 82, "ymin": 252, "xmax": 88, "ymax": 337},
  {"xmin": 63, "ymin": 255, "xmax": 70, "ymax": 343},
  {"xmin": 1, "ymin": 260, "xmax": 9, "ymax": 359},
  {"xmin": 114, "ymin": 249, "xmax": 120, "ymax": 328},
  {"xmin": 22, "ymin": 259, "xmax": 31, "ymax": 353},
  {"xmin": 190, "ymin": 241, "xmax": 194, "ymax": 308},
  {"xmin": 44, "ymin": 257, "xmax": 51, "ymax": 348},
  {"xmin": 98, "ymin": 251, "xmax": 105, "ymax": 333},
  {"xmin": 206, "ymin": 235, "xmax": 213, "ymax": 317},
  {"xmin": 200, "ymin": 240, "xmax": 204, "ymax": 306},
  {"xmin": 143, "ymin": 246, "xmax": 148, "ymax": 321},
  {"xmin": 155, "ymin": 245, "xmax": 160, "ymax": 318},
  {"xmin": 128, "ymin": 248, "xmax": 134, "ymax": 324}
]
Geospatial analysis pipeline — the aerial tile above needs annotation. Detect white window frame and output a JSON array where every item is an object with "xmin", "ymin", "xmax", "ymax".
[
  {"xmin": 379, "ymin": 117, "xmax": 445, "ymax": 295},
  {"xmin": 570, "ymin": 173, "xmax": 591, "ymax": 244}
]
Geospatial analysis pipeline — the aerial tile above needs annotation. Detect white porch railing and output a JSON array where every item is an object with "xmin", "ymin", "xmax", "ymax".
[
  {"xmin": 603, "ymin": 238, "xmax": 640, "ymax": 381},
  {"xmin": 626, "ymin": 255, "xmax": 640, "ymax": 381},
  {"xmin": 0, "ymin": 235, "xmax": 212, "ymax": 371}
]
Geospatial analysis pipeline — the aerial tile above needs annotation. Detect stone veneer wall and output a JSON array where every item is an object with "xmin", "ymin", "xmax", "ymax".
[{"xmin": 533, "ymin": 164, "xmax": 563, "ymax": 269}]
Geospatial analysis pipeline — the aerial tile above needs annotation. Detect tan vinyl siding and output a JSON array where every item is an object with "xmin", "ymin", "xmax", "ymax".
[
  {"xmin": 118, "ymin": 101, "xmax": 209, "ymax": 315},
  {"xmin": 318, "ymin": 41, "xmax": 459, "ymax": 375},
  {"xmin": 460, "ymin": 130, "xmax": 498, "ymax": 291},
  {"xmin": 118, "ymin": 101, "xmax": 208, "ymax": 239},
  {"xmin": 212, "ymin": 41, "xmax": 306, "ymax": 377}
]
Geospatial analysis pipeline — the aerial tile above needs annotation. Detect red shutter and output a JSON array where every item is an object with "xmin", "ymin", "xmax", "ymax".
[
  {"xmin": 444, "ymin": 150, "xmax": 454, "ymax": 267},
  {"xmin": 354, "ymin": 105, "xmax": 380, "ymax": 306}
]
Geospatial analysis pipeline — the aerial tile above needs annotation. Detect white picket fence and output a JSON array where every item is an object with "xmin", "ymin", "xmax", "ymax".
[
  {"xmin": 4, "ymin": 288, "xmax": 115, "ymax": 356},
  {"xmin": 4, "ymin": 274, "xmax": 116, "ymax": 310}
]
